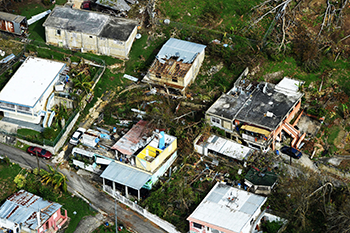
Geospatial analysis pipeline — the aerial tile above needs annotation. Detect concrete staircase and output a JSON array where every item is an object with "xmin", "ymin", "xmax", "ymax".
[{"xmin": 282, "ymin": 121, "xmax": 305, "ymax": 149}]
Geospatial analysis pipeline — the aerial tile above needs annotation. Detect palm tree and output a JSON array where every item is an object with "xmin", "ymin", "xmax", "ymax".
[
  {"xmin": 40, "ymin": 165, "xmax": 68, "ymax": 192},
  {"xmin": 73, "ymin": 74, "xmax": 94, "ymax": 94}
]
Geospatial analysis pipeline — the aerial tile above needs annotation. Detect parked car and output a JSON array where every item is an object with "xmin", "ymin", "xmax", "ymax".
[
  {"xmin": 70, "ymin": 127, "xmax": 86, "ymax": 145},
  {"xmin": 280, "ymin": 146, "xmax": 302, "ymax": 159},
  {"xmin": 27, "ymin": 146, "xmax": 52, "ymax": 159}
]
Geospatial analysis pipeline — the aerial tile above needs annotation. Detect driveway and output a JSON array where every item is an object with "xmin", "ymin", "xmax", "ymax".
[{"xmin": 279, "ymin": 150, "xmax": 318, "ymax": 171}]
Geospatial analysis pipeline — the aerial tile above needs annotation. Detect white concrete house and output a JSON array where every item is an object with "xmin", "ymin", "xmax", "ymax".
[
  {"xmin": 0, "ymin": 56, "xmax": 66, "ymax": 127},
  {"xmin": 43, "ymin": 6, "xmax": 138, "ymax": 59},
  {"xmin": 187, "ymin": 182, "xmax": 267, "ymax": 233}
]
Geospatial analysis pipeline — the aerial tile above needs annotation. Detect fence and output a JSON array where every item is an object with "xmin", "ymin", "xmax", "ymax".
[{"xmin": 104, "ymin": 187, "xmax": 181, "ymax": 233}]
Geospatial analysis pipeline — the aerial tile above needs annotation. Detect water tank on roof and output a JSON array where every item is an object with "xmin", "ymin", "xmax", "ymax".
[{"xmin": 159, "ymin": 131, "xmax": 165, "ymax": 149}]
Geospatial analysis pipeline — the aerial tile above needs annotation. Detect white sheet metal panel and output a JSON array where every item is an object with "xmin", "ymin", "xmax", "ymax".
[
  {"xmin": 0, "ymin": 57, "xmax": 65, "ymax": 107},
  {"xmin": 205, "ymin": 134, "xmax": 252, "ymax": 161},
  {"xmin": 96, "ymin": 157, "xmax": 112, "ymax": 165},
  {"xmin": 274, "ymin": 77, "xmax": 303, "ymax": 96},
  {"xmin": 72, "ymin": 147, "xmax": 95, "ymax": 158},
  {"xmin": 187, "ymin": 183, "xmax": 266, "ymax": 233},
  {"xmin": 100, "ymin": 161, "xmax": 151, "ymax": 190}
]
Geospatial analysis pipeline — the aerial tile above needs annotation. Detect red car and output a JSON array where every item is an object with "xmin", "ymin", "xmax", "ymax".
[{"xmin": 27, "ymin": 146, "xmax": 52, "ymax": 159}]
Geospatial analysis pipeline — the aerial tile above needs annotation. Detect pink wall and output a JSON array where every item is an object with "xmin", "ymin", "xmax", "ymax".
[{"xmin": 38, "ymin": 208, "xmax": 68, "ymax": 233}]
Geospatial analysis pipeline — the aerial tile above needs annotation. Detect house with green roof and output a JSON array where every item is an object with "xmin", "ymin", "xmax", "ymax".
[{"xmin": 244, "ymin": 167, "xmax": 278, "ymax": 195}]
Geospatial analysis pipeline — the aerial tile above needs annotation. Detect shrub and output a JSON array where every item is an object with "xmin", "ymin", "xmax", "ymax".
[{"xmin": 261, "ymin": 220, "xmax": 283, "ymax": 233}]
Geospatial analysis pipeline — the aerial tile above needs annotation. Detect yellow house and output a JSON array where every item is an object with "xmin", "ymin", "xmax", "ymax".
[
  {"xmin": 135, "ymin": 132, "xmax": 177, "ymax": 172},
  {"xmin": 102, "ymin": 121, "xmax": 178, "ymax": 199},
  {"xmin": 43, "ymin": 6, "xmax": 137, "ymax": 59}
]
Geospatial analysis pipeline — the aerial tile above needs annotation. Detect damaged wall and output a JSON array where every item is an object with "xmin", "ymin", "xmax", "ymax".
[{"xmin": 44, "ymin": 25, "xmax": 137, "ymax": 59}]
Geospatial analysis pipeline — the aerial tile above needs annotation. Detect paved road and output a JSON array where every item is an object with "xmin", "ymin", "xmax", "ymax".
[{"xmin": 0, "ymin": 143, "xmax": 166, "ymax": 233}]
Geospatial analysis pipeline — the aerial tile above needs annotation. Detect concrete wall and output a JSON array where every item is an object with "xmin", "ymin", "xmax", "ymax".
[
  {"xmin": 17, "ymin": 112, "xmax": 80, "ymax": 154},
  {"xmin": 136, "ymin": 138, "xmax": 177, "ymax": 172},
  {"xmin": 104, "ymin": 188, "xmax": 181, "ymax": 233},
  {"xmin": 183, "ymin": 50, "xmax": 205, "ymax": 88},
  {"xmin": 45, "ymin": 26, "xmax": 137, "ymax": 59}
]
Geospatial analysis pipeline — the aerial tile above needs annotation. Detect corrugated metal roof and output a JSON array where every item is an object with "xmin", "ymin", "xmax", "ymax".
[
  {"xmin": 111, "ymin": 120, "xmax": 151, "ymax": 156},
  {"xmin": 0, "ymin": 12, "xmax": 26, "ymax": 24},
  {"xmin": 0, "ymin": 190, "xmax": 62, "ymax": 230},
  {"xmin": 156, "ymin": 38, "xmax": 206, "ymax": 64},
  {"xmin": 100, "ymin": 161, "xmax": 151, "ymax": 190},
  {"xmin": 187, "ymin": 183, "xmax": 266, "ymax": 233}
]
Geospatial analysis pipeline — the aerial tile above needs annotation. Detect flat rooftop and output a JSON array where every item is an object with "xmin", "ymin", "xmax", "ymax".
[
  {"xmin": 0, "ymin": 56, "xmax": 65, "ymax": 107},
  {"xmin": 207, "ymin": 77, "xmax": 303, "ymax": 130},
  {"xmin": 43, "ymin": 6, "xmax": 137, "ymax": 41},
  {"xmin": 187, "ymin": 182, "xmax": 267, "ymax": 233}
]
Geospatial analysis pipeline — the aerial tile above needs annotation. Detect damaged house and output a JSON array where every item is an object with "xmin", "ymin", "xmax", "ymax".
[
  {"xmin": 100, "ymin": 120, "xmax": 178, "ymax": 199},
  {"xmin": 43, "ymin": 6, "xmax": 137, "ymax": 59},
  {"xmin": 0, "ymin": 190, "xmax": 68, "ymax": 233},
  {"xmin": 187, "ymin": 182, "xmax": 267, "ymax": 233},
  {"xmin": 143, "ymin": 38, "xmax": 206, "ymax": 93},
  {"xmin": 206, "ymin": 68, "xmax": 305, "ymax": 151}
]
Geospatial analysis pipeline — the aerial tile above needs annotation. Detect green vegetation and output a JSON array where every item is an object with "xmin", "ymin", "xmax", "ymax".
[
  {"xmin": 327, "ymin": 125, "xmax": 341, "ymax": 146},
  {"xmin": 93, "ymin": 224, "xmax": 131, "ymax": 233},
  {"xmin": 261, "ymin": 220, "xmax": 284, "ymax": 233}
]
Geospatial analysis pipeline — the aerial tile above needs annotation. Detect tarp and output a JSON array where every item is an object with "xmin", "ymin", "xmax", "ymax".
[{"xmin": 241, "ymin": 125, "xmax": 271, "ymax": 137}]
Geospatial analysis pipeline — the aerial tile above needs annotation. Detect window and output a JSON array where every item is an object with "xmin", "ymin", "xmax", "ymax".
[
  {"xmin": 17, "ymin": 105, "xmax": 30, "ymax": 112},
  {"xmin": 56, "ymin": 30, "xmax": 61, "ymax": 36},
  {"xmin": 211, "ymin": 117, "xmax": 221, "ymax": 125},
  {"xmin": 156, "ymin": 73, "xmax": 161, "ymax": 79},
  {"xmin": 193, "ymin": 222, "xmax": 202, "ymax": 229},
  {"xmin": 89, "ymin": 35, "xmax": 93, "ymax": 38},
  {"xmin": 172, "ymin": 77, "xmax": 178, "ymax": 82}
]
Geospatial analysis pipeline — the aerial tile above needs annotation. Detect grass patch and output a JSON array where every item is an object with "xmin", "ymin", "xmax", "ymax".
[
  {"xmin": 28, "ymin": 17, "xmax": 47, "ymax": 42},
  {"xmin": 17, "ymin": 128, "xmax": 42, "ymax": 138},
  {"xmin": 59, "ymin": 194, "xmax": 97, "ymax": 233},
  {"xmin": 328, "ymin": 125, "xmax": 341, "ymax": 146},
  {"xmin": 124, "ymin": 33, "xmax": 166, "ymax": 77},
  {"xmin": 0, "ymin": 163, "xmax": 22, "ymax": 203}
]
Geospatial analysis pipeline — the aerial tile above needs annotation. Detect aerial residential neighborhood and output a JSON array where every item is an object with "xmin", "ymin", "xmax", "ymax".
[{"xmin": 0, "ymin": 0, "xmax": 350, "ymax": 233}]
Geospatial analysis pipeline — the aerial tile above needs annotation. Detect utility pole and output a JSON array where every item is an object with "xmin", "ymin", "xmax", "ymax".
[
  {"xmin": 115, "ymin": 197, "xmax": 118, "ymax": 232},
  {"xmin": 36, "ymin": 150, "xmax": 40, "ymax": 171}
]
